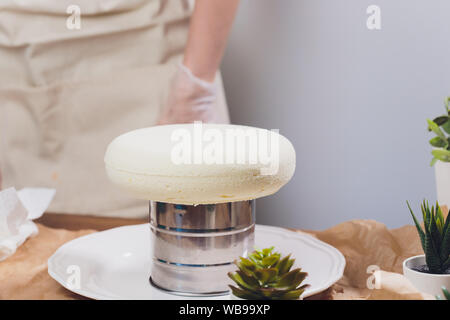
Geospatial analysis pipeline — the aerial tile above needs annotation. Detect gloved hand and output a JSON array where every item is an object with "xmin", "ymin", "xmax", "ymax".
[{"xmin": 157, "ymin": 62, "xmax": 226, "ymax": 125}]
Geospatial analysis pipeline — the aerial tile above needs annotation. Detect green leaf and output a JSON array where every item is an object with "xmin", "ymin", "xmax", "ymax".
[
  {"xmin": 429, "ymin": 136, "xmax": 447, "ymax": 148},
  {"xmin": 261, "ymin": 255, "xmax": 280, "ymax": 268},
  {"xmin": 276, "ymin": 284, "xmax": 310, "ymax": 300},
  {"xmin": 262, "ymin": 247, "xmax": 274, "ymax": 257},
  {"xmin": 407, "ymin": 201, "xmax": 426, "ymax": 251},
  {"xmin": 237, "ymin": 257, "xmax": 256, "ymax": 275},
  {"xmin": 249, "ymin": 251, "xmax": 261, "ymax": 261},
  {"xmin": 424, "ymin": 223, "xmax": 443, "ymax": 273},
  {"xmin": 427, "ymin": 119, "xmax": 447, "ymax": 141},
  {"xmin": 442, "ymin": 287, "xmax": 450, "ymax": 300},
  {"xmin": 276, "ymin": 288, "xmax": 305, "ymax": 300},
  {"xmin": 277, "ymin": 269, "xmax": 307, "ymax": 289},
  {"xmin": 440, "ymin": 213, "xmax": 450, "ymax": 261},
  {"xmin": 228, "ymin": 272, "xmax": 257, "ymax": 292},
  {"xmin": 442, "ymin": 256, "xmax": 450, "ymax": 270},
  {"xmin": 291, "ymin": 271, "xmax": 308, "ymax": 290},
  {"xmin": 229, "ymin": 285, "xmax": 261, "ymax": 300},
  {"xmin": 247, "ymin": 254, "xmax": 262, "ymax": 266},
  {"xmin": 430, "ymin": 157, "xmax": 439, "ymax": 166},
  {"xmin": 442, "ymin": 208, "xmax": 450, "ymax": 235},
  {"xmin": 429, "ymin": 211, "xmax": 442, "ymax": 254},
  {"xmin": 238, "ymin": 257, "xmax": 255, "ymax": 268},
  {"xmin": 284, "ymin": 259, "xmax": 295, "ymax": 275},
  {"xmin": 436, "ymin": 218, "xmax": 443, "ymax": 235},
  {"xmin": 422, "ymin": 201, "xmax": 431, "ymax": 229},
  {"xmin": 254, "ymin": 268, "xmax": 278, "ymax": 284},
  {"xmin": 259, "ymin": 287, "xmax": 283, "ymax": 298},
  {"xmin": 433, "ymin": 116, "xmax": 449, "ymax": 126},
  {"xmin": 442, "ymin": 121, "xmax": 450, "ymax": 134},
  {"xmin": 275, "ymin": 254, "xmax": 292, "ymax": 276},
  {"xmin": 432, "ymin": 149, "xmax": 450, "ymax": 162},
  {"xmin": 436, "ymin": 203, "xmax": 445, "ymax": 231},
  {"xmin": 236, "ymin": 270, "xmax": 259, "ymax": 290}
]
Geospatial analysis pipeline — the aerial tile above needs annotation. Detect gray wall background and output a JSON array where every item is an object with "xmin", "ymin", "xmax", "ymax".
[{"xmin": 221, "ymin": 0, "xmax": 450, "ymax": 230}]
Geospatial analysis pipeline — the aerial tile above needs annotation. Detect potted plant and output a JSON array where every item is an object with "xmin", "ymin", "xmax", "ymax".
[
  {"xmin": 427, "ymin": 97, "xmax": 450, "ymax": 207},
  {"xmin": 228, "ymin": 246, "xmax": 309, "ymax": 300},
  {"xmin": 404, "ymin": 201, "xmax": 450, "ymax": 296}
]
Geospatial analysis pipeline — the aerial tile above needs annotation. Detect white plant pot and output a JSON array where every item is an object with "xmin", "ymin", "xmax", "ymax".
[
  {"xmin": 435, "ymin": 161, "xmax": 450, "ymax": 208},
  {"xmin": 403, "ymin": 255, "xmax": 450, "ymax": 297}
]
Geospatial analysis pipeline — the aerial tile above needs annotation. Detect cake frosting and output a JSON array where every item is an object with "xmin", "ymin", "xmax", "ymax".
[{"xmin": 104, "ymin": 123, "xmax": 296, "ymax": 204}]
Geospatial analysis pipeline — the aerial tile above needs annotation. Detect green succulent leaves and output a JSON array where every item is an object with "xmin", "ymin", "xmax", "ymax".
[
  {"xmin": 427, "ymin": 97, "xmax": 450, "ymax": 166},
  {"xmin": 406, "ymin": 200, "xmax": 450, "ymax": 274},
  {"xmin": 228, "ymin": 247, "xmax": 310, "ymax": 300}
]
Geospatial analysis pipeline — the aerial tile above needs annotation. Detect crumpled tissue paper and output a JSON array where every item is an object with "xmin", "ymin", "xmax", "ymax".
[{"xmin": 0, "ymin": 187, "xmax": 55, "ymax": 261}]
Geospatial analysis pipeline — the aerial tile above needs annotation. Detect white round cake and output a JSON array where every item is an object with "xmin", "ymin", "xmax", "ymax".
[{"xmin": 104, "ymin": 123, "xmax": 296, "ymax": 204}]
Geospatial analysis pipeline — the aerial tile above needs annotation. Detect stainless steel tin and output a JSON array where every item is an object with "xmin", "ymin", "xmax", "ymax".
[{"xmin": 149, "ymin": 200, "xmax": 256, "ymax": 295}]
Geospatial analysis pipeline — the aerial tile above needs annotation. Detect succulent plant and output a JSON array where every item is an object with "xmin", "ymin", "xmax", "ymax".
[
  {"xmin": 228, "ymin": 246, "xmax": 309, "ymax": 300},
  {"xmin": 407, "ymin": 200, "xmax": 450, "ymax": 274},
  {"xmin": 436, "ymin": 286, "xmax": 450, "ymax": 300},
  {"xmin": 427, "ymin": 97, "xmax": 450, "ymax": 166}
]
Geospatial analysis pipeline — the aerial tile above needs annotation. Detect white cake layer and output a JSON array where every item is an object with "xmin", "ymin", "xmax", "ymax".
[{"xmin": 104, "ymin": 124, "xmax": 295, "ymax": 204}]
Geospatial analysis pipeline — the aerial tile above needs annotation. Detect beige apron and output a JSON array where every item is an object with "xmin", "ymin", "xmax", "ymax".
[{"xmin": 0, "ymin": 0, "xmax": 230, "ymax": 218}]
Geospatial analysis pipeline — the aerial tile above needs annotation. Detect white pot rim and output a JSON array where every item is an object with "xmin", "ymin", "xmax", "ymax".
[{"xmin": 403, "ymin": 255, "xmax": 450, "ymax": 277}]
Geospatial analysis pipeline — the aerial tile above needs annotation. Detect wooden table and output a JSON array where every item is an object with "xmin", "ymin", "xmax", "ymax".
[{"xmin": 0, "ymin": 214, "xmax": 424, "ymax": 300}]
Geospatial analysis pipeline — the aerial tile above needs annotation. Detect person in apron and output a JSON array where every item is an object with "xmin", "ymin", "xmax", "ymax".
[{"xmin": 0, "ymin": 0, "xmax": 240, "ymax": 218}]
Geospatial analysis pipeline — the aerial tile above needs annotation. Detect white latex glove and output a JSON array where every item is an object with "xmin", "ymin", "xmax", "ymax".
[{"xmin": 157, "ymin": 63, "xmax": 223, "ymax": 125}]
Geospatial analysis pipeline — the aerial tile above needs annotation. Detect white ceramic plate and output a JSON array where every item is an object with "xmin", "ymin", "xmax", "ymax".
[{"xmin": 48, "ymin": 224, "xmax": 345, "ymax": 300}]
